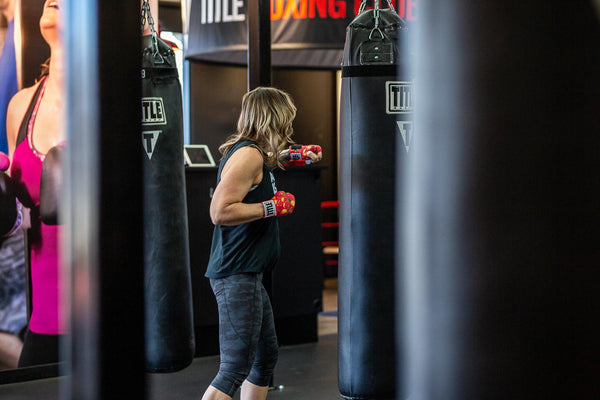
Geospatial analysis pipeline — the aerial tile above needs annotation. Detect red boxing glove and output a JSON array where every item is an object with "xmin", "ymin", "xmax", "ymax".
[
  {"xmin": 262, "ymin": 191, "xmax": 295, "ymax": 218},
  {"xmin": 0, "ymin": 152, "xmax": 9, "ymax": 172},
  {"xmin": 284, "ymin": 144, "xmax": 322, "ymax": 166}
]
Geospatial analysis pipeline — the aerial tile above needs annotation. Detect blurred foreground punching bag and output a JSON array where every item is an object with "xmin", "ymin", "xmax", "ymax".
[
  {"xmin": 339, "ymin": 1, "xmax": 411, "ymax": 398},
  {"xmin": 141, "ymin": 10, "xmax": 195, "ymax": 372},
  {"xmin": 400, "ymin": 1, "xmax": 600, "ymax": 399}
]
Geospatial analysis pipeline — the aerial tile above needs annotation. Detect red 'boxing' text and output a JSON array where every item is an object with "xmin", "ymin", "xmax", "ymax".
[
  {"xmin": 271, "ymin": 0, "xmax": 347, "ymax": 20},
  {"xmin": 353, "ymin": 0, "xmax": 417, "ymax": 21},
  {"xmin": 270, "ymin": 0, "xmax": 417, "ymax": 21},
  {"xmin": 199, "ymin": 0, "xmax": 418, "ymax": 24}
]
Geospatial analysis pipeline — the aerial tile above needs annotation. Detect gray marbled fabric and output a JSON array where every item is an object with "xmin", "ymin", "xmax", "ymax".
[{"xmin": 0, "ymin": 229, "xmax": 27, "ymax": 335}]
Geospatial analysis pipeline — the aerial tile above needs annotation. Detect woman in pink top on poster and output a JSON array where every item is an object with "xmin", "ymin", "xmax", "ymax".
[{"xmin": 5, "ymin": 0, "xmax": 64, "ymax": 367}]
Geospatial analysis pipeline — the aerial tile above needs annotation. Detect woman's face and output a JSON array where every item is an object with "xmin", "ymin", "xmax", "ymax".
[
  {"xmin": 0, "ymin": 0, "xmax": 14, "ymax": 13},
  {"xmin": 40, "ymin": 0, "xmax": 62, "ymax": 46}
]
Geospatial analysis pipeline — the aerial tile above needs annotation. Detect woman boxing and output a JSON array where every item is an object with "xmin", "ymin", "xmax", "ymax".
[{"xmin": 200, "ymin": 86, "xmax": 322, "ymax": 400}]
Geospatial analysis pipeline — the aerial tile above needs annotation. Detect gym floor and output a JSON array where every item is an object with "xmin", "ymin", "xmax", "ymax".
[{"xmin": 0, "ymin": 278, "xmax": 340, "ymax": 400}]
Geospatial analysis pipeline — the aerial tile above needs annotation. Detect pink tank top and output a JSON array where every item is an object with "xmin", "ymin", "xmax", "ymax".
[{"xmin": 10, "ymin": 77, "xmax": 64, "ymax": 335}]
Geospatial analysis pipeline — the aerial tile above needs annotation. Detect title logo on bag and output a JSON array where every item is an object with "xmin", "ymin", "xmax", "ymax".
[
  {"xmin": 142, "ymin": 97, "xmax": 167, "ymax": 125},
  {"xmin": 143, "ymin": 130, "xmax": 161, "ymax": 160},
  {"xmin": 396, "ymin": 121, "xmax": 413, "ymax": 153},
  {"xmin": 386, "ymin": 81, "xmax": 413, "ymax": 114}
]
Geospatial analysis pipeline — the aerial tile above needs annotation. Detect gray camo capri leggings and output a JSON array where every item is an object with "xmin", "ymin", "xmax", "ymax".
[{"xmin": 209, "ymin": 273, "xmax": 278, "ymax": 397}]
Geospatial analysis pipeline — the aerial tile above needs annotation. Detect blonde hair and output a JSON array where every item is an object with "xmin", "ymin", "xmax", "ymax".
[{"xmin": 219, "ymin": 87, "xmax": 297, "ymax": 169}]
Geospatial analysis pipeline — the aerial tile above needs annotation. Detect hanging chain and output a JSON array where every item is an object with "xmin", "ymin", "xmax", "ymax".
[
  {"xmin": 359, "ymin": 0, "xmax": 368, "ymax": 13},
  {"xmin": 374, "ymin": 0, "xmax": 380, "ymax": 30},
  {"xmin": 358, "ymin": 0, "xmax": 398, "ymax": 15},
  {"xmin": 358, "ymin": 0, "xmax": 398, "ymax": 40},
  {"xmin": 141, "ymin": 0, "xmax": 164, "ymax": 63}
]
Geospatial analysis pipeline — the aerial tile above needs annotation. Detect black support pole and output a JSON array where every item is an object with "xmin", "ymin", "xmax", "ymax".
[
  {"xmin": 399, "ymin": 1, "xmax": 600, "ymax": 399},
  {"xmin": 247, "ymin": 0, "xmax": 271, "ymax": 90},
  {"xmin": 63, "ymin": 1, "xmax": 145, "ymax": 399},
  {"xmin": 247, "ymin": 2, "xmax": 275, "ymax": 390}
]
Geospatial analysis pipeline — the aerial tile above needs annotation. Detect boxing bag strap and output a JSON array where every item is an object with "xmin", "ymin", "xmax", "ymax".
[
  {"xmin": 16, "ymin": 76, "xmax": 48, "ymax": 149},
  {"xmin": 341, "ymin": 65, "xmax": 398, "ymax": 77}
]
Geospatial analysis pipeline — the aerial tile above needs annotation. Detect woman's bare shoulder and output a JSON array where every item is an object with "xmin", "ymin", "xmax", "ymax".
[
  {"xmin": 225, "ymin": 145, "xmax": 264, "ymax": 172},
  {"xmin": 234, "ymin": 144, "xmax": 264, "ymax": 159},
  {"xmin": 7, "ymin": 83, "xmax": 40, "ymax": 113},
  {"xmin": 6, "ymin": 82, "xmax": 42, "ymax": 147}
]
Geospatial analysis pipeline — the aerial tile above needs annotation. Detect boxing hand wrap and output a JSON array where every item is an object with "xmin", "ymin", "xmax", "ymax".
[
  {"xmin": 284, "ymin": 145, "xmax": 322, "ymax": 166},
  {"xmin": 262, "ymin": 191, "xmax": 295, "ymax": 218}
]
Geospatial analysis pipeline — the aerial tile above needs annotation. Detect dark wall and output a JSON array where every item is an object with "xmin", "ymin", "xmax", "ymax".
[
  {"xmin": 189, "ymin": 62, "xmax": 247, "ymax": 159},
  {"xmin": 189, "ymin": 62, "xmax": 339, "ymax": 202},
  {"xmin": 18, "ymin": 0, "xmax": 50, "ymax": 88},
  {"xmin": 274, "ymin": 68, "xmax": 338, "ymax": 202},
  {"xmin": 158, "ymin": 3, "xmax": 182, "ymax": 33}
]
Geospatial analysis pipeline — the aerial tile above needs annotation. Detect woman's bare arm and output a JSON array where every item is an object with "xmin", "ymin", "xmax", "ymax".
[{"xmin": 209, "ymin": 146, "xmax": 266, "ymax": 226}]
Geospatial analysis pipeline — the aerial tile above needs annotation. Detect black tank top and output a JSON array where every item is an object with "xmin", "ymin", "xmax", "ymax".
[
  {"xmin": 16, "ymin": 76, "xmax": 47, "ymax": 148},
  {"xmin": 205, "ymin": 140, "xmax": 280, "ymax": 278}
]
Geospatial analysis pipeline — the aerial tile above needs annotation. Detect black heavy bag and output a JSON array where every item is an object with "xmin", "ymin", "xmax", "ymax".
[
  {"xmin": 399, "ymin": 1, "xmax": 600, "ymax": 399},
  {"xmin": 338, "ymin": 2, "xmax": 410, "ymax": 399},
  {"xmin": 142, "ymin": 32, "xmax": 195, "ymax": 372}
]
